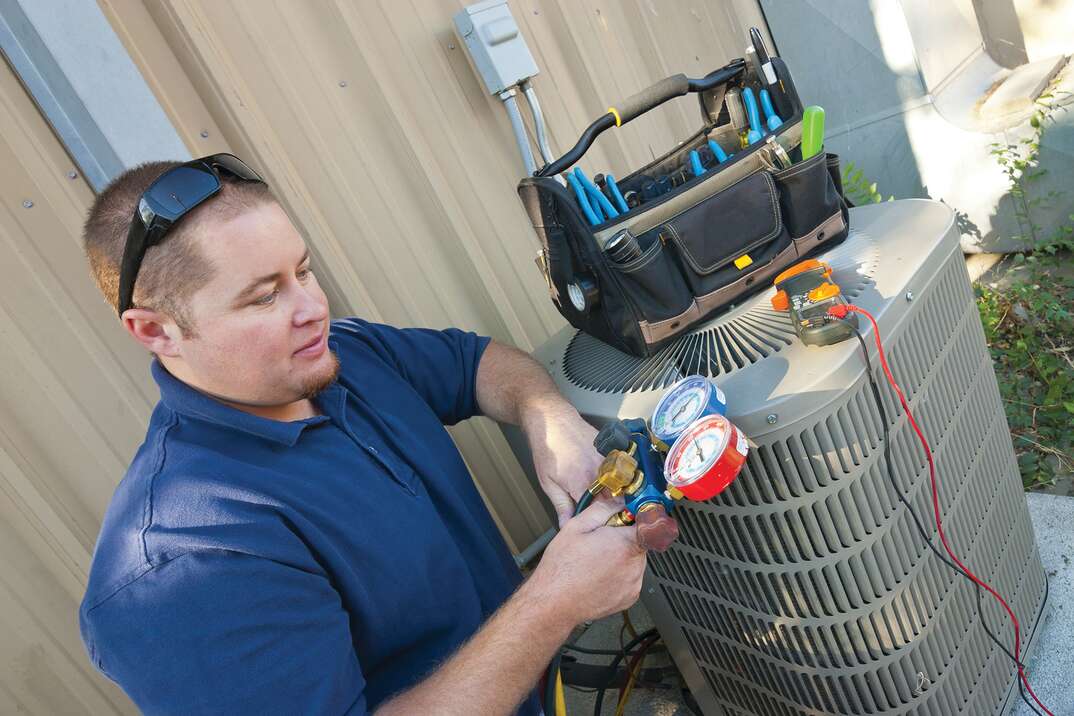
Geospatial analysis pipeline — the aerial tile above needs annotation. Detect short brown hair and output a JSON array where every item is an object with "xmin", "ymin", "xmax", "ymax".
[{"xmin": 83, "ymin": 160, "xmax": 274, "ymax": 335}]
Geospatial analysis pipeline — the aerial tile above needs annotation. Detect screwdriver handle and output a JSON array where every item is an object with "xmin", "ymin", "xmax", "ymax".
[{"xmin": 801, "ymin": 105, "xmax": 825, "ymax": 160}]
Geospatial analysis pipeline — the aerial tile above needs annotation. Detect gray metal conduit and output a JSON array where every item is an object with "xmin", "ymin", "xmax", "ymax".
[
  {"xmin": 499, "ymin": 88, "xmax": 536, "ymax": 177},
  {"xmin": 514, "ymin": 526, "xmax": 556, "ymax": 568},
  {"xmin": 520, "ymin": 80, "xmax": 554, "ymax": 165}
]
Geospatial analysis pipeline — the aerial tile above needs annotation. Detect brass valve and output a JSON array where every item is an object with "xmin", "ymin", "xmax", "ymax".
[{"xmin": 591, "ymin": 446, "xmax": 644, "ymax": 498}]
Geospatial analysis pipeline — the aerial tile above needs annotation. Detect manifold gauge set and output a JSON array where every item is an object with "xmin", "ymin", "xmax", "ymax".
[
  {"xmin": 651, "ymin": 376, "xmax": 746, "ymax": 502},
  {"xmin": 581, "ymin": 375, "xmax": 748, "ymax": 555}
]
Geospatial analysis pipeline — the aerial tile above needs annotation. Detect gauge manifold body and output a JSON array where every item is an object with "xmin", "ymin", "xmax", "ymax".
[{"xmin": 663, "ymin": 414, "xmax": 747, "ymax": 501}]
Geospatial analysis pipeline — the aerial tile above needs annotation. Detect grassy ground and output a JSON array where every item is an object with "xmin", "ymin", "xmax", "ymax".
[{"xmin": 976, "ymin": 248, "xmax": 1074, "ymax": 491}]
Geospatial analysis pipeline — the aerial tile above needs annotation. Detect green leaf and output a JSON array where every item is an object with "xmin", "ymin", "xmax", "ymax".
[{"xmin": 1064, "ymin": 402, "xmax": 1074, "ymax": 414}]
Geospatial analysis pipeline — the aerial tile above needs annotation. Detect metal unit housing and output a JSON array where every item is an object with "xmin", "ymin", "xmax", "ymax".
[{"xmin": 527, "ymin": 200, "xmax": 1047, "ymax": 715}]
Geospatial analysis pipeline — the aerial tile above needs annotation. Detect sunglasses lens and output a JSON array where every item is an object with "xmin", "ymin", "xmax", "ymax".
[{"xmin": 143, "ymin": 165, "xmax": 220, "ymax": 221}]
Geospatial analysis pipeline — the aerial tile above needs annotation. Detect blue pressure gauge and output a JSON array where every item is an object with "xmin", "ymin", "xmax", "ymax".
[{"xmin": 651, "ymin": 376, "xmax": 727, "ymax": 445}]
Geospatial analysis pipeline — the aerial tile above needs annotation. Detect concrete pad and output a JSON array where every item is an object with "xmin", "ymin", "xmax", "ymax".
[
  {"xmin": 965, "ymin": 252, "xmax": 1004, "ymax": 282},
  {"xmin": 1011, "ymin": 493, "xmax": 1074, "ymax": 716}
]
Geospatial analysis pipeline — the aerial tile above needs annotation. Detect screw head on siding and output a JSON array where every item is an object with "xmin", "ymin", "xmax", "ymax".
[
  {"xmin": 766, "ymin": 414, "xmax": 778, "ymax": 424},
  {"xmin": 200, "ymin": 130, "xmax": 210, "ymax": 138},
  {"xmin": 22, "ymin": 200, "xmax": 33, "ymax": 208},
  {"xmin": 905, "ymin": 290, "xmax": 914, "ymax": 301},
  {"xmin": 67, "ymin": 170, "xmax": 78, "ymax": 179},
  {"xmin": 339, "ymin": 80, "xmax": 347, "ymax": 87}
]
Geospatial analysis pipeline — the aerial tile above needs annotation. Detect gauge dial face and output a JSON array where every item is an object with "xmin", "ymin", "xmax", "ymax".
[
  {"xmin": 652, "ymin": 377, "xmax": 710, "ymax": 439},
  {"xmin": 568, "ymin": 283, "xmax": 586, "ymax": 311},
  {"xmin": 666, "ymin": 415, "xmax": 730, "ymax": 487}
]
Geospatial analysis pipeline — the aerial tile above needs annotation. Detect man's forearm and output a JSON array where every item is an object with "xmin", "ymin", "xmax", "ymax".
[
  {"xmin": 476, "ymin": 340, "xmax": 575, "ymax": 427},
  {"xmin": 476, "ymin": 340, "xmax": 601, "ymax": 525},
  {"xmin": 375, "ymin": 577, "xmax": 570, "ymax": 716}
]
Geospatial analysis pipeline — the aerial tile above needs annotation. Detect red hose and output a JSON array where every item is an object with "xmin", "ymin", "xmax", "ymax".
[{"xmin": 829, "ymin": 303, "xmax": 1053, "ymax": 716}]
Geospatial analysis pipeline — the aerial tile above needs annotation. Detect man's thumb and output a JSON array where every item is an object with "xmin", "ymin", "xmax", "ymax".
[
  {"xmin": 570, "ymin": 499, "xmax": 622, "ymax": 531},
  {"xmin": 552, "ymin": 499, "xmax": 573, "ymax": 529}
]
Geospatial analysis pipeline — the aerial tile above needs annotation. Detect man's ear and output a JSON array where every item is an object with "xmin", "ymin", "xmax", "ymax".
[{"xmin": 121, "ymin": 308, "xmax": 183, "ymax": 357}]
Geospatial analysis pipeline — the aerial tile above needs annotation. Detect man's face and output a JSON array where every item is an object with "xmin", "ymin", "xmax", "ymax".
[{"xmin": 169, "ymin": 201, "xmax": 337, "ymax": 407}]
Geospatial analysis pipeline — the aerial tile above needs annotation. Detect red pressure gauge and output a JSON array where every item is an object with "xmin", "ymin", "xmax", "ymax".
[{"xmin": 664, "ymin": 414, "xmax": 748, "ymax": 501}]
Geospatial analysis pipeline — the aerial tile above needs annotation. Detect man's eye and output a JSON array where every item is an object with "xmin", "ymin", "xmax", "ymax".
[
  {"xmin": 297, "ymin": 267, "xmax": 312, "ymax": 281},
  {"xmin": 254, "ymin": 289, "xmax": 279, "ymax": 306}
]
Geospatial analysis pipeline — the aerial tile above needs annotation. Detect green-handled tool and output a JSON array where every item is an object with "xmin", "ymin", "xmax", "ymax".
[{"xmin": 800, "ymin": 105, "xmax": 825, "ymax": 160}]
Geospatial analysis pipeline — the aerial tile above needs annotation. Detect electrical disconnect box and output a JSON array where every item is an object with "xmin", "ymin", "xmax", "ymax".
[{"xmin": 452, "ymin": 0, "xmax": 538, "ymax": 96}]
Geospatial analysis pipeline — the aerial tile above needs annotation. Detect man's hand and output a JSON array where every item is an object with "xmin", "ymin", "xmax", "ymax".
[
  {"xmin": 376, "ymin": 501, "xmax": 646, "ymax": 716},
  {"xmin": 527, "ymin": 500, "xmax": 648, "ymax": 623},
  {"xmin": 475, "ymin": 341, "xmax": 606, "ymax": 525},
  {"xmin": 521, "ymin": 398, "xmax": 604, "ymax": 526}
]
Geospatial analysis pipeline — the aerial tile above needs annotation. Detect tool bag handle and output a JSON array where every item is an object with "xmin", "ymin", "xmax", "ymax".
[{"xmin": 535, "ymin": 59, "xmax": 746, "ymax": 178}]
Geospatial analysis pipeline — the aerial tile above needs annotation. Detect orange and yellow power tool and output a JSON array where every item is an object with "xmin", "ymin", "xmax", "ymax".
[{"xmin": 771, "ymin": 259, "xmax": 857, "ymax": 346}]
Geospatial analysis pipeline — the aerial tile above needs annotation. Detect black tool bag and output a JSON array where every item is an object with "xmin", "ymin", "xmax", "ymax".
[{"xmin": 519, "ymin": 59, "xmax": 849, "ymax": 357}]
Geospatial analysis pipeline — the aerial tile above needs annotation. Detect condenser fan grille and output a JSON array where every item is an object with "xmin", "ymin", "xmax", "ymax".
[
  {"xmin": 563, "ymin": 234, "xmax": 879, "ymax": 393},
  {"xmin": 645, "ymin": 254, "xmax": 1046, "ymax": 715}
]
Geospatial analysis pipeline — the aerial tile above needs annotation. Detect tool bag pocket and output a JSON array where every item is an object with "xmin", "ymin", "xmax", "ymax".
[
  {"xmin": 770, "ymin": 151, "xmax": 850, "ymax": 260},
  {"xmin": 607, "ymin": 232, "xmax": 694, "ymax": 325},
  {"xmin": 661, "ymin": 171, "xmax": 790, "ymax": 298}
]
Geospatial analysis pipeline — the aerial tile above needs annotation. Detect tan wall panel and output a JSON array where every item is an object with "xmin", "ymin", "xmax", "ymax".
[{"xmin": 0, "ymin": 57, "xmax": 144, "ymax": 714}]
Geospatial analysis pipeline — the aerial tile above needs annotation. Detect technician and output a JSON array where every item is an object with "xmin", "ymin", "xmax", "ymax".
[{"xmin": 78, "ymin": 154, "xmax": 646, "ymax": 715}]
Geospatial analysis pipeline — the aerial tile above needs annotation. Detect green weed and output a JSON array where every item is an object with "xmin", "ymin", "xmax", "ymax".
[
  {"xmin": 841, "ymin": 161, "xmax": 893, "ymax": 206},
  {"xmin": 976, "ymin": 253, "xmax": 1074, "ymax": 489},
  {"xmin": 978, "ymin": 87, "xmax": 1074, "ymax": 489}
]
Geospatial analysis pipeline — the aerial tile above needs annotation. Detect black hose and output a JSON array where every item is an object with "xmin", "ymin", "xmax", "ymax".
[
  {"xmin": 544, "ymin": 489, "xmax": 600, "ymax": 715},
  {"xmin": 844, "ymin": 322, "xmax": 1045, "ymax": 716},
  {"xmin": 592, "ymin": 629, "xmax": 659, "ymax": 716},
  {"xmin": 574, "ymin": 490, "xmax": 595, "ymax": 516}
]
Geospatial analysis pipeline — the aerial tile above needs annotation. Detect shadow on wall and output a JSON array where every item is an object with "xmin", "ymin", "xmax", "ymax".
[
  {"xmin": 760, "ymin": 0, "xmax": 1074, "ymax": 254},
  {"xmin": 759, "ymin": 0, "xmax": 925, "ymax": 202}
]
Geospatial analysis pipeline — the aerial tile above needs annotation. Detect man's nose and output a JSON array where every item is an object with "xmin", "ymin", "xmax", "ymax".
[{"xmin": 293, "ymin": 282, "xmax": 328, "ymax": 325}]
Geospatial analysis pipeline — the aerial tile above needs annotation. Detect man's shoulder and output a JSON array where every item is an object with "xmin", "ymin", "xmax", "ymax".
[
  {"xmin": 80, "ymin": 404, "xmax": 288, "ymax": 613},
  {"xmin": 328, "ymin": 316, "xmax": 486, "ymax": 372},
  {"xmin": 327, "ymin": 317, "xmax": 431, "ymax": 386},
  {"xmin": 328, "ymin": 317, "xmax": 401, "ymax": 359}
]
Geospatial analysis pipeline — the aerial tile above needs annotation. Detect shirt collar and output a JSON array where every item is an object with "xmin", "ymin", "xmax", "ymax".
[{"xmin": 152, "ymin": 360, "xmax": 336, "ymax": 446}]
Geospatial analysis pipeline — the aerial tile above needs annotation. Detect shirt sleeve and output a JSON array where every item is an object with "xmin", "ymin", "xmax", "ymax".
[
  {"xmin": 80, "ymin": 550, "xmax": 369, "ymax": 715},
  {"xmin": 332, "ymin": 319, "xmax": 491, "ymax": 425}
]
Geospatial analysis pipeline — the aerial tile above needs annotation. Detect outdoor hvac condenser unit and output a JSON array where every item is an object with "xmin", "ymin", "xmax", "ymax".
[{"xmin": 524, "ymin": 200, "xmax": 1048, "ymax": 715}]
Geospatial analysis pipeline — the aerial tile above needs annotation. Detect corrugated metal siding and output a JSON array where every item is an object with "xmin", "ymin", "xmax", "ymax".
[
  {"xmin": 0, "ymin": 53, "xmax": 142, "ymax": 714},
  {"xmin": 2, "ymin": 1, "xmax": 765, "ymax": 710}
]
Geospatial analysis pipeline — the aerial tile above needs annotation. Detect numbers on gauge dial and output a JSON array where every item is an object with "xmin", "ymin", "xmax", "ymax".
[
  {"xmin": 659, "ymin": 384, "xmax": 706, "ymax": 434},
  {"xmin": 677, "ymin": 431, "xmax": 723, "ymax": 479}
]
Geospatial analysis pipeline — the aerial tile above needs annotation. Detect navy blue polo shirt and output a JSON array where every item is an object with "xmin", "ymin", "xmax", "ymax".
[{"xmin": 79, "ymin": 318, "xmax": 541, "ymax": 715}]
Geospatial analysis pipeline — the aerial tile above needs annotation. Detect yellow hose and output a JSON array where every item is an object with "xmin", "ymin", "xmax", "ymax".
[
  {"xmin": 621, "ymin": 610, "xmax": 638, "ymax": 640},
  {"xmin": 554, "ymin": 669, "xmax": 567, "ymax": 716},
  {"xmin": 613, "ymin": 660, "xmax": 641, "ymax": 716}
]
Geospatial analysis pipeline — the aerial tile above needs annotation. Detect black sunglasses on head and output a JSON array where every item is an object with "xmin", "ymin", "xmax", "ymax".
[{"xmin": 117, "ymin": 153, "xmax": 266, "ymax": 316}]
